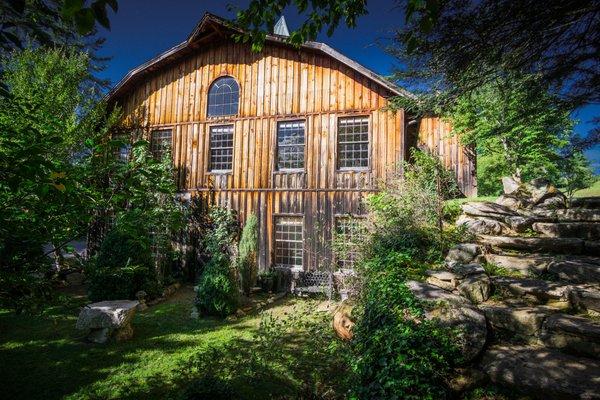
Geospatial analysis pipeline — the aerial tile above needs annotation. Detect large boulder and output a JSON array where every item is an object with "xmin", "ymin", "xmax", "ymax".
[
  {"xmin": 457, "ymin": 274, "xmax": 491, "ymax": 304},
  {"xmin": 526, "ymin": 178, "xmax": 564, "ymax": 206},
  {"xmin": 407, "ymin": 281, "xmax": 487, "ymax": 362},
  {"xmin": 76, "ymin": 300, "xmax": 139, "ymax": 343},
  {"xmin": 502, "ymin": 176, "xmax": 522, "ymax": 195},
  {"xmin": 445, "ymin": 243, "xmax": 481, "ymax": 266},
  {"xmin": 481, "ymin": 344, "xmax": 600, "ymax": 400},
  {"xmin": 456, "ymin": 215, "xmax": 510, "ymax": 235},
  {"xmin": 571, "ymin": 286, "xmax": 600, "ymax": 313}
]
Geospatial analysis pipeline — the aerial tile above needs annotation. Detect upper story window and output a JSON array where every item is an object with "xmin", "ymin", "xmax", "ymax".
[
  {"xmin": 209, "ymin": 125, "xmax": 234, "ymax": 172},
  {"xmin": 207, "ymin": 76, "xmax": 240, "ymax": 117},
  {"xmin": 337, "ymin": 116, "xmax": 369, "ymax": 169},
  {"xmin": 276, "ymin": 120, "xmax": 305, "ymax": 170},
  {"xmin": 150, "ymin": 129, "xmax": 172, "ymax": 160}
]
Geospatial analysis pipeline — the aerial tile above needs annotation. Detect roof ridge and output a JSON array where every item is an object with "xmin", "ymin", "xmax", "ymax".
[{"xmin": 107, "ymin": 12, "xmax": 413, "ymax": 101}]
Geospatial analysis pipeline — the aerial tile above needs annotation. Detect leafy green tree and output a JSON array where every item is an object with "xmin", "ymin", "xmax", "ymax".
[
  {"xmin": 560, "ymin": 151, "xmax": 596, "ymax": 199},
  {"xmin": 449, "ymin": 73, "xmax": 572, "ymax": 195},
  {"xmin": 0, "ymin": 48, "xmax": 94, "ymax": 312}
]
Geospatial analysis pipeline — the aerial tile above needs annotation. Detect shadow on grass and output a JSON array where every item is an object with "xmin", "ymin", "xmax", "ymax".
[{"xmin": 0, "ymin": 290, "xmax": 348, "ymax": 400}]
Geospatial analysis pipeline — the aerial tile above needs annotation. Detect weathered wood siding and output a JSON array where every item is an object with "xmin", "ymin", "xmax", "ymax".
[
  {"xmin": 115, "ymin": 39, "xmax": 405, "ymax": 271},
  {"xmin": 418, "ymin": 117, "xmax": 477, "ymax": 197}
]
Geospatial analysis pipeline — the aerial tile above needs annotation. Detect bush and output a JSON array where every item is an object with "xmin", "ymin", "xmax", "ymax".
[
  {"xmin": 86, "ymin": 263, "xmax": 160, "ymax": 302},
  {"xmin": 96, "ymin": 229, "xmax": 153, "ymax": 270},
  {"xmin": 87, "ymin": 228, "xmax": 160, "ymax": 302},
  {"xmin": 195, "ymin": 255, "xmax": 240, "ymax": 317},
  {"xmin": 349, "ymin": 150, "xmax": 462, "ymax": 399},
  {"xmin": 237, "ymin": 214, "xmax": 258, "ymax": 296},
  {"xmin": 351, "ymin": 253, "xmax": 459, "ymax": 399}
]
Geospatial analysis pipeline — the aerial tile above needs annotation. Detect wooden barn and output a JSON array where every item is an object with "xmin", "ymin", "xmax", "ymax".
[{"xmin": 107, "ymin": 13, "xmax": 476, "ymax": 275}]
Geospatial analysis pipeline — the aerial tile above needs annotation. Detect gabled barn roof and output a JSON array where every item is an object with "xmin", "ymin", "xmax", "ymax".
[{"xmin": 107, "ymin": 12, "xmax": 412, "ymax": 102}]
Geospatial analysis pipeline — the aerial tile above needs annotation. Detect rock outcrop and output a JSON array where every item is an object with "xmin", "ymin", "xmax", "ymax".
[{"xmin": 431, "ymin": 177, "xmax": 600, "ymax": 398}]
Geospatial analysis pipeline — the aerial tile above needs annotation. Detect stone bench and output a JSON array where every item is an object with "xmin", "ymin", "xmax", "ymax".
[{"xmin": 76, "ymin": 300, "xmax": 139, "ymax": 343}]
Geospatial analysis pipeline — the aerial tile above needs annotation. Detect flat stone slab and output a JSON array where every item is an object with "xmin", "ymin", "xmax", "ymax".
[
  {"xmin": 76, "ymin": 300, "xmax": 138, "ymax": 343},
  {"xmin": 408, "ymin": 281, "xmax": 486, "ymax": 362},
  {"xmin": 542, "ymin": 314, "xmax": 600, "ymax": 359},
  {"xmin": 571, "ymin": 286, "xmax": 600, "ymax": 313},
  {"xmin": 406, "ymin": 280, "xmax": 468, "ymax": 305},
  {"xmin": 533, "ymin": 222, "xmax": 600, "ymax": 240},
  {"xmin": 462, "ymin": 202, "xmax": 516, "ymax": 219},
  {"xmin": 493, "ymin": 276, "xmax": 571, "ymax": 304},
  {"xmin": 451, "ymin": 263, "xmax": 486, "ymax": 278},
  {"xmin": 479, "ymin": 302, "xmax": 556, "ymax": 336},
  {"xmin": 571, "ymin": 197, "xmax": 600, "ymax": 209},
  {"xmin": 534, "ymin": 208, "xmax": 600, "ymax": 222},
  {"xmin": 425, "ymin": 270, "xmax": 459, "ymax": 291},
  {"xmin": 548, "ymin": 259, "xmax": 600, "ymax": 284},
  {"xmin": 485, "ymin": 253, "xmax": 552, "ymax": 276},
  {"xmin": 479, "ymin": 235, "xmax": 584, "ymax": 255},
  {"xmin": 481, "ymin": 344, "xmax": 600, "ymax": 399},
  {"xmin": 76, "ymin": 300, "xmax": 139, "ymax": 330}
]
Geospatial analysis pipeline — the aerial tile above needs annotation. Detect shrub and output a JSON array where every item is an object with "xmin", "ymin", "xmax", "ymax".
[
  {"xmin": 349, "ymin": 150, "xmax": 462, "ymax": 399},
  {"xmin": 195, "ymin": 255, "xmax": 240, "ymax": 317},
  {"xmin": 87, "ymin": 228, "xmax": 160, "ymax": 301},
  {"xmin": 237, "ymin": 214, "xmax": 258, "ymax": 296},
  {"xmin": 96, "ymin": 228, "xmax": 153, "ymax": 270},
  {"xmin": 86, "ymin": 263, "xmax": 160, "ymax": 302}
]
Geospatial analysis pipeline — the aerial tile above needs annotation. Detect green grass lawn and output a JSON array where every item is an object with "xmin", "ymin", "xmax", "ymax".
[{"xmin": 0, "ymin": 287, "xmax": 341, "ymax": 400}]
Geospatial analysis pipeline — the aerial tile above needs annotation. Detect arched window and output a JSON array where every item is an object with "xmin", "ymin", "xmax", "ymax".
[{"xmin": 207, "ymin": 76, "xmax": 239, "ymax": 117}]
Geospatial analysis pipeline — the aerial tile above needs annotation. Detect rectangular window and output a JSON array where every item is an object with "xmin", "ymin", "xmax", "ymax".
[
  {"xmin": 209, "ymin": 125, "xmax": 234, "ymax": 171},
  {"xmin": 274, "ymin": 217, "xmax": 303, "ymax": 270},
  {"xmin": 150, "ymin": 129, "xmax": 172, "ymax": 160},
  {"xmin": 334, "ymin": 217, "xmax": 364, "ymax": 270},
  {"xmin": 277, "ymin": 120, "xmax": 305, "ymax": 170},
  {"xmin": 337, "ymin": 116, "xmax": 369, "ymax": 169}
]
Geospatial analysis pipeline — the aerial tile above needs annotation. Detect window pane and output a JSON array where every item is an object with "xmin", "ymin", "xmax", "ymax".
[
  {"xmin": 275, "ymin": 217, "xmax": 303, "ymax": 269},
  {"xmin": 334, "ymin": 217, "xmax": 364, "ymax": 270},
  {"xmin": 337, "ymin": 117, "xmax": 369, "ymax": 169},
  {"xmin": 207, "ymin": 76, "xmax": 240, "ymax": 117},
  {"xmin": 277, "ymin": 121, "xmax": 305, "ymax": 170},
  {"xmin": 209, "ymin": 125, "xmax": 234, "ymax": 171},
  {"xmin": 150, "ymin": 129, "xmax": 172, "ymax": 160}
]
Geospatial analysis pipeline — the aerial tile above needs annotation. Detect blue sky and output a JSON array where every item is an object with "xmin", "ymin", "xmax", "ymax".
[{"xmin": 97, "ymin": 0, "xmax": 599, "ymax": 171}]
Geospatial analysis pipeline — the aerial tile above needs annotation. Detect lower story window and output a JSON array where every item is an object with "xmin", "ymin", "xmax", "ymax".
[
  {"xmin": 334, "ymin": 217, "xmax": 364, "ymax": 270},
  {"xmin": 274, "ymin": 216, "xmax": 303, "ymax": 270}
]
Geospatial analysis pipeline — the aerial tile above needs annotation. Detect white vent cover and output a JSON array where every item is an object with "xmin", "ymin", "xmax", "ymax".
[{"xmin": 274, "ymin": 15, "xmax": 290, "ymax": 37}]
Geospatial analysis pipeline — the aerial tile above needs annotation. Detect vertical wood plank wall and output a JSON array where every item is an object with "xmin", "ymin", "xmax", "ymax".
[
  {"xmin": 115, "ymin": 39, "xmax": 405, "ymax": 271},
  {"xmin": 417, "ymin": 117, "xmax": 477, "ymax": 197}
]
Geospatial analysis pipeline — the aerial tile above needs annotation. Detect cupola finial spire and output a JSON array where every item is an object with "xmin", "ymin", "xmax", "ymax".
[{"xmin": 274, "ymin": 15, "xmax": 290, "ymax": 37}]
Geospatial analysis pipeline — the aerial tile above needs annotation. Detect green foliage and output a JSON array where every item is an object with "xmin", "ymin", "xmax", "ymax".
[
  {"xmin": 195, "ymin": 255, "xmax": 240, "ymax": 317},
  {"xmin": 0, "ymin": 48, "xmax": 94, "ymax": 312},
  {"xmin": 87, "ymin": 228, "xmax": 161, "ymax": 302},
  {"xmin": 365, "ymin": 149, "xmax": 461, "ymax": 262},
  {"xmin": 95, "ymin": 228, "xmax": 153, "ymax": 270},
  {"xmin": 351, "ymin": 253, "xmax": 460, "ymax": 399},
  {"xmin": 348, "ymin": 150, "xmax": 463, "ymax": 399},
  {"xmin": 195, "ymin": 207, "xmax": 240, "ymax": 317},
  {"xmin": 233, "ymin": 0, "xmax": 368, "ymax": 51},
  {"xmin": 237, "ymin": 214, "xmax": 258, "ymax": 296},
  {"xmin": 560, "ymin": 151, "xmax": 596, "ymax": 199},
  {"xmin": 86, "ymin": 263, "xmax": 160, "ymax": 302},
  {"xmin": 451, "ymin": 73, "xmax": 572, "ymax": 194}
]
